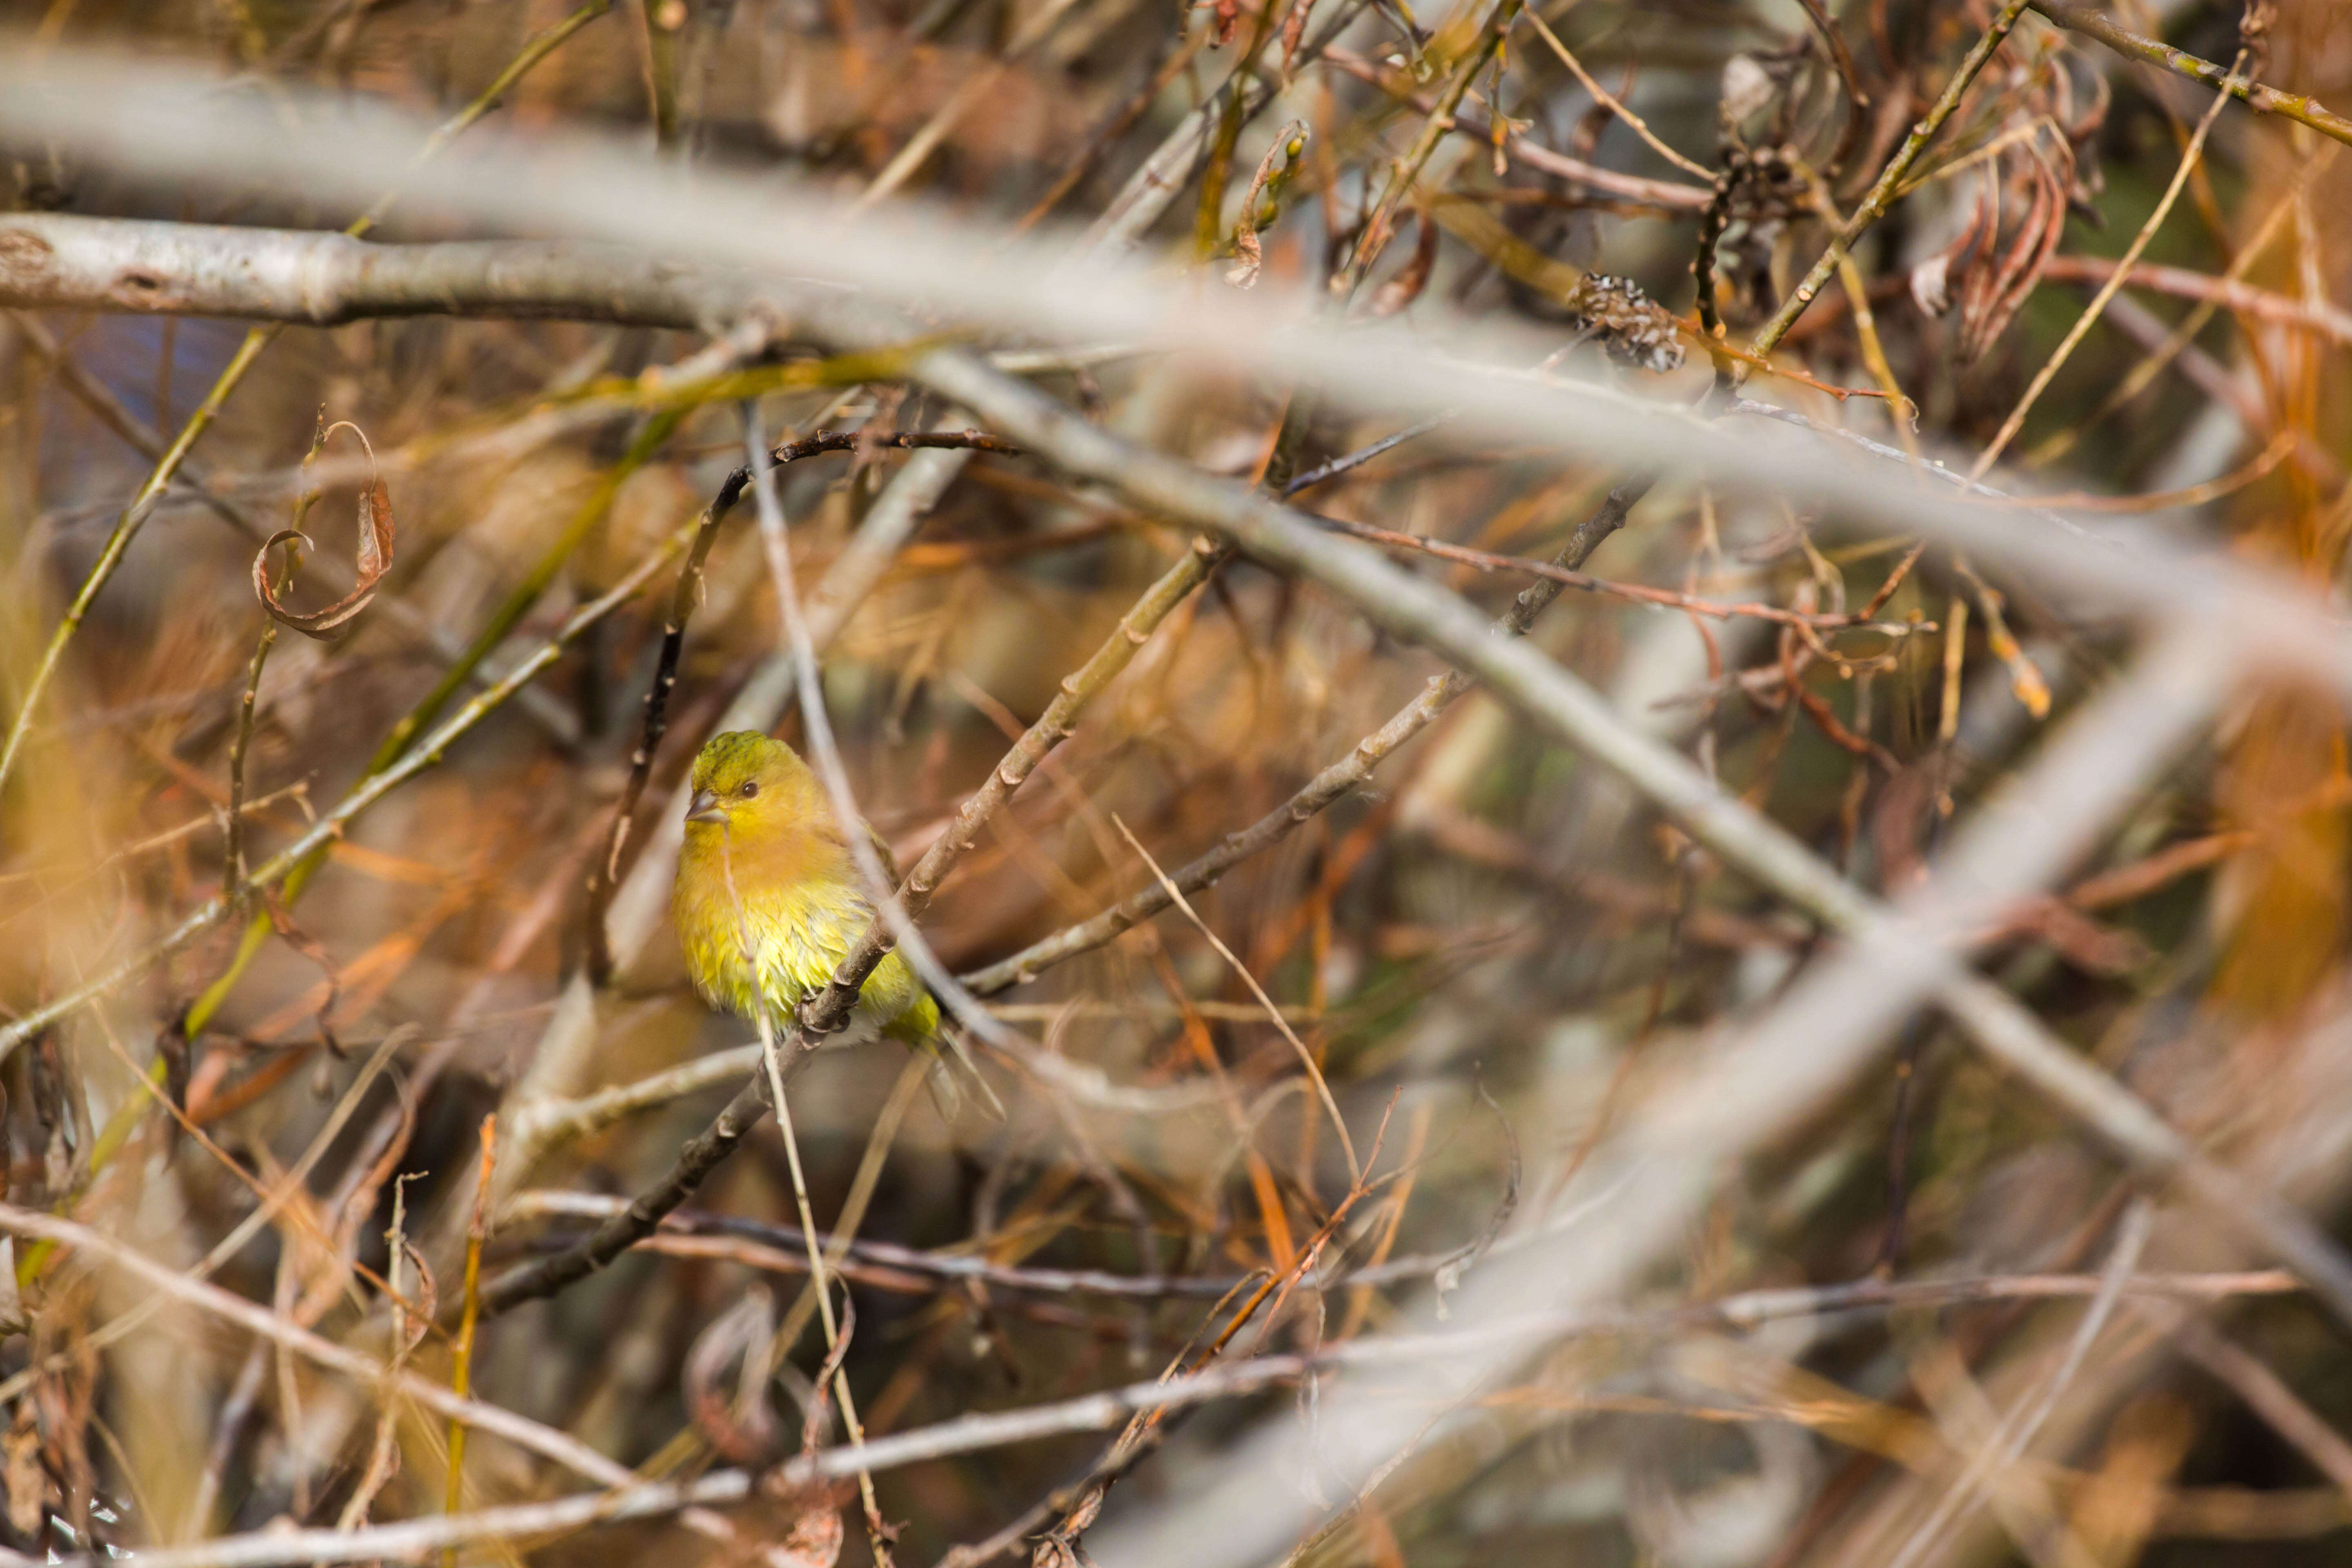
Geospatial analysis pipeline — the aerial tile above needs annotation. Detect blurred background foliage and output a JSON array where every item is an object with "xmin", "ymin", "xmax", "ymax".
[{"xmin": 7, "ymin": 0, "xmax": 2352, "ymax": 1564}]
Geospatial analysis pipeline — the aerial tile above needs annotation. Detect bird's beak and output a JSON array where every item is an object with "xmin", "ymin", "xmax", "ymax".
[{"xmin": 685, "ymin": 788, "xmax": 726, "ymax": 825}]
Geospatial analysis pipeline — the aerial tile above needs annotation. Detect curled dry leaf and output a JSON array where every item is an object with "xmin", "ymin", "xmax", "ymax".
[
  {"xmin": 1719, "ymin": 53, "xmax": 1776, "ymax": 126},
  {"xmin": 1225, "ymin": 227, "xmax": 1263, "ymax": 290},
  {"xmin": 1956, "ymin": 141, "xmax": 2069, "ymax": 361},
  {"xmin": 253, "ymin": 423, "xmax": 395, "ymax": 639},
  {"xmin": 261, "ymin": 887, "xmax": 343, "ymax": 1051},
  {"xmin": 1225, "ymin": 120, "xmax": 1309, "ymax": 290},
  {"xmin": 3, "ymin": 1403, "xmax": 40, "ymax": 1539},
  {"xmin": 1911, "ymin": 116, "xmax": 2079, "ymax": 363},
  {"xmin": 1910, "ymin": 250, "xmax": 1955, "ymax": 318}
]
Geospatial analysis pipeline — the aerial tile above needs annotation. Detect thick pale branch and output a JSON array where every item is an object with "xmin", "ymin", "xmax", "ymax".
[
  {"xmin": 4, "ymin": 208, "xmax": 2345, "ymax": 704},
  {"xmin": 30, "ymin": 1261, "xmax": 2309, "ymax": 1568},
  {"xmin": 0, "ymin": 216, "xmax": 745, "ymax": 328}
]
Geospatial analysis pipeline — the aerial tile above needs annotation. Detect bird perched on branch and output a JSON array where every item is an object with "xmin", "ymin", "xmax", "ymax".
[{"xmin": 672, "ymin": 729, "xmax": 976, "ymax": 1120}]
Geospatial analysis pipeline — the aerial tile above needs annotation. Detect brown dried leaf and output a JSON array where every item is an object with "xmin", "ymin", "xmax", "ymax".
[
  {"xmin": 1962, "ymin": 145, "xmax": 2068, "ymax": 360},
  {"xmin": 1985, "ymin": 899, "xmax": 2152, "ymax": 976},
  {"xmin": 1225, "ymin": 225, "xmax": 1264, "ymax": 290},
  {"xmin": 254, "ymin": 424, "xmax": 394, "ymax": 639},
  {"xmin": 260, "ymin": 889, "xmax": 342, "ymax": 1051},
  {"xmin": 777, "ymin": 1506, "xmax": 845, "ymax": 1568},
  {"xmin": 276, "ymin": 1164, "xmax": 359, "ymax": 1330},
  {"xmin": 1919, "ymin": 138, "xmax": 2069, "ymax": 363}
]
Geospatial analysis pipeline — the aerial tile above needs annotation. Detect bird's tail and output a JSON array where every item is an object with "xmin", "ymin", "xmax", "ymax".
[{"xmin": 891, "ymin": 996, "xmax": 1004, "ymax": 1125}]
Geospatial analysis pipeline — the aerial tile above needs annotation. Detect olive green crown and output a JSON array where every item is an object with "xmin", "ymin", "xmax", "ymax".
[{"xmin": 689, "ymin": 730, "xmax": 806, "ymax": 794}]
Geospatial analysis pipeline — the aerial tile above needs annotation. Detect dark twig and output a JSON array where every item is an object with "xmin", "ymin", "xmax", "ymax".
[
  {"xmin": 1691, "ymin": 154, "xmax": 1747, "ymax": 387},
  {"xmin": 1279, "ymin": 415, "xmax": 1451, "ymax": 496},
  {"xmin": 476, "ymin": 1073, "xmax": 777, "ymax": 1319}
]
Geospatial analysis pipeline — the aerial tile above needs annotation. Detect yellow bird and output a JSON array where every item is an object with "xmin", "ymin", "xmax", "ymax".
[{"xmin": 672, "ymin": 729, "xmax": 969, "ymax": 1117}]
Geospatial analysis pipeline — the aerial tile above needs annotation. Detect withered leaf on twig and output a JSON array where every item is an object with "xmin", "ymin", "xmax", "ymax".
[
  {"xmin": 1225, "ymin": 120, "xmax": 1308, "ymax": 290},
  {"xmin": 253, "ymin": 423, "xmax": 394, "ymax": 639},
  {"xmin": 3, "ymin": 1403, "xmax": 42, "ymax": 1539},
  {"xmin": 1911, "ymin": 129, "xmax": 2076, "ymax": 363},
  {"xmin": 392, "ymin": 1236, "xmax": 437, "ymax": 1353}
]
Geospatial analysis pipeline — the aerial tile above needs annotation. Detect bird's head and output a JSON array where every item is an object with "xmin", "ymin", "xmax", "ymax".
[{"xmin": 683, "ymin": 731, "xmax": 822, "ymax": 839}]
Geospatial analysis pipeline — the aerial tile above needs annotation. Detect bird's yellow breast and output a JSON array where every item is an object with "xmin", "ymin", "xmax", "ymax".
[{"xmin": 672, "ymin": 826, "xmax": 933, "ymax": 1042}]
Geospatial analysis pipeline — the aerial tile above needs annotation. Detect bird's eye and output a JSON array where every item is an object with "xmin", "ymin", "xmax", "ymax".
[{"xmin": 740, "ymin": 780, "xmax": 759, "ymax": 798}]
